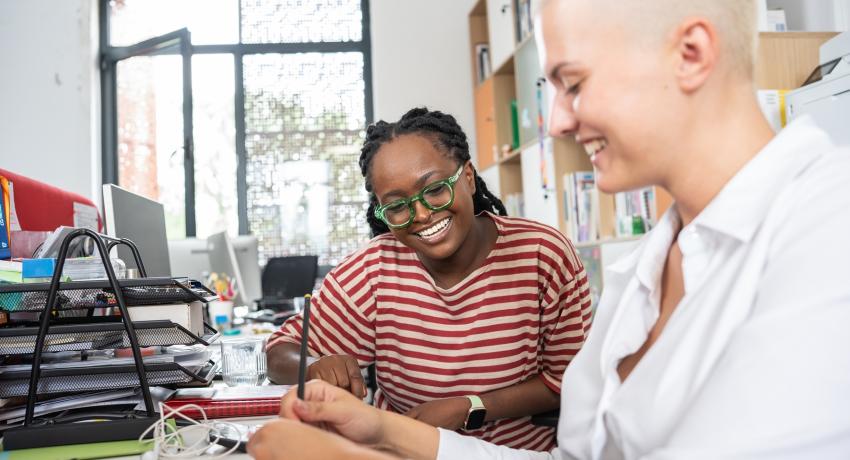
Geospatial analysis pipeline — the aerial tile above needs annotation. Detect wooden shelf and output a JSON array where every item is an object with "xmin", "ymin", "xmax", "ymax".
[
  {"xmin": 500, "ymin": 138, "xmax": 536, "ymax": 163},
  {"xmin": 494, "ymin": 54, "xmax": 515, "ymax": 76},
  {"xmin": 756, "ymin": 32, "xmax": 839, "ymax": 89},
  {"xmin": 574, "ymin": 235, "xmax": 645, "ymax": 249}
]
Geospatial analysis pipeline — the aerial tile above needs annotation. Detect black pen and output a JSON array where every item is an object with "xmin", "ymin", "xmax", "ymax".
[{"xmin": 297, "ymin": 294, "xmax": 312, "ymax": 400}]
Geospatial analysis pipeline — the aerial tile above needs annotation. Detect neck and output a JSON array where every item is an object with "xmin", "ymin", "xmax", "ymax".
[
  {"xmin": 662, "ymin": 81, "xmax": 776, "ymax": 227},
  {"xmin": 418, "ymin": 214, "xmax": 495, "ymax": 284}
]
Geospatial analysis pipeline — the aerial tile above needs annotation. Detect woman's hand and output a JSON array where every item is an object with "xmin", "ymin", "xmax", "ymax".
[
  {"xmin": 307, "ymin": 354, "xmax": 367, "ymax": 398},
  {"xmin": 404, "ymin": 397, "xmax": 472, "ymax": 431},
  {"xmin": 280, "ymin": 379, "xmax": 386, "ymax": 445},
  {"xmin": 248, "ymin": 418, "xmax": 397, "ymax": 460},
  {"xmin": 275, "ymin": 380, "xmax": 442, "ymax": 460}
]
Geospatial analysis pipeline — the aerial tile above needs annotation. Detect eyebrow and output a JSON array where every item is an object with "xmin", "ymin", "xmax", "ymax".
[
  {"xmin": 547, "ymin": 61, "xmax": 581, "ymax": 82},
  {"xmin": 380, "ymin": 170, "xmax": 440, "ymax": 202}
]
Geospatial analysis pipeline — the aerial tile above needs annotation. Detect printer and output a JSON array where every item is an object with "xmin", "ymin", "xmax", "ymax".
[{"xmin": 786, "ymin": 31, "xmax": 850, "ymax": 146}]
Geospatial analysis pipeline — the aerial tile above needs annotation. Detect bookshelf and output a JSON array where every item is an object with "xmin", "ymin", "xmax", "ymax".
[
  {"xmin": 467, "ymin": 0, "xmax": 672, "ymax": 243},
  {"xmin": 466, "ymin": 3, "xmax": 838, "ymax": 307},
  {"xmin": 467, "ymin": 1, "xmax": 836, "ymax": 244}
]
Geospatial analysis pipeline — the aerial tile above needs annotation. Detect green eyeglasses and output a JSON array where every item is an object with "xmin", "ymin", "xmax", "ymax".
[{"xmin": 374, "ymin": 164, "xmax": 465, "ymax": 229}]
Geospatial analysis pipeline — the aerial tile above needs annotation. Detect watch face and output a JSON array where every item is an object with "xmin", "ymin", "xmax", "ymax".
[{"xmin": 465, "ymin": 408, "xmax": 487, "ymax": 430}]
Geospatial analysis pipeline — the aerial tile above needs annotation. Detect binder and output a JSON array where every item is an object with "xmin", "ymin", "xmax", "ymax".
[
  {"xmin": 162, "ymin": 384, "xmax": 290, "ymax": 419},
  {"xmin": 161, "ymin": 397, "xmax": 281, "ymax": 419},
  {"xmin": 0, "ymin": 187, "xmax": 10, "ymax": 260}
]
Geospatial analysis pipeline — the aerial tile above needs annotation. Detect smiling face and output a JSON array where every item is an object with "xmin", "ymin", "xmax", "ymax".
[
  {"xmin": 369, "ymin": 133, "xmax": 477, "ymax": 261},
  {"xmin": 539, "ymin": 0, "xmax": 683, "ymax": 194}
]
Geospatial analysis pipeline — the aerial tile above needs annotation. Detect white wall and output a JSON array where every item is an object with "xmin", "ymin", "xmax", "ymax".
[
  {"xmin": 370, "ymin": 0, "xmax": 479, "ymax": 163},
  {"xmin": 0, "ymin": 0, "xmax": 478, "ymax": 204},
  {"xmin": 0, "ymin": 0, "xmax": 100, "ymax": 201},
  {"xmin": 766, "ymin": 0, "xmax": 850, "ymax": 31}
]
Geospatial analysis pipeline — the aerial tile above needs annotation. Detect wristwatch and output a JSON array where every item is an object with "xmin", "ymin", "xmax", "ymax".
[{"xmin": 463, "ymin": 395, "xmax": 487, "ymax": 430}]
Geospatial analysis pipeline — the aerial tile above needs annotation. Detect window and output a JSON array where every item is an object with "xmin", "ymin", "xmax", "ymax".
[{"xmin": 100, "ymin": 0, "xmax": 373, "ymax": 266}]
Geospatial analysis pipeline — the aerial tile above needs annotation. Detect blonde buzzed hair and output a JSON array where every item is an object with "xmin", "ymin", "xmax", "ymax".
[
  {"xmin": 541, "ymin": 0, "xmax": 759, "ymax": 77},
  {"xmin": 638, "ymin": 0, "xmax": 759, "ymax": 77}
]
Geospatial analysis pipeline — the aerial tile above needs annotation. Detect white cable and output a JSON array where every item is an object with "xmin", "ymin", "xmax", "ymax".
[{"xmin": 138, "ymin": 402, "xmax": 246, "ymax": 459}]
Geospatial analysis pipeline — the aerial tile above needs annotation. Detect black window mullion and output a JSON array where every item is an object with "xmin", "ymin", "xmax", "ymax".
[
  {"xmin": 235, "ymin": 52, "xmax": 249, "ymax": 235},
  {"xmin": 102, "ymin": 1, "xmax": 374, "ymax": 246},
  {"xmin": 362, "ymin": 0, "xmax": 373, "ymax": 125},
  {"xmin": 99, "ymin": 0, "xmax": 118, "ymax": 186},
  {"xmin": 181, "ymin": 36, "xmax": 197, "ymax": 237}
]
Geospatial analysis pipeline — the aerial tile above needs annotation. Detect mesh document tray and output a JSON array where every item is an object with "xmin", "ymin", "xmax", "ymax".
[
  {"xmin": 0, "ymin": 320, "xmax": 219, "ymax": 356},
  {"xmin": 0, "ymin": 278, "xmax": 217, "ymax": 312},
  {"xmin": 0, "ymin": 360, "xmax": 218, "ymax": 398}
]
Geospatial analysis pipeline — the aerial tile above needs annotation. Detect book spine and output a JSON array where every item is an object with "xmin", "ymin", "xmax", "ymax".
[{"xmin": 0, "ymin": 188, "xmax": 10, "ymax": 259}]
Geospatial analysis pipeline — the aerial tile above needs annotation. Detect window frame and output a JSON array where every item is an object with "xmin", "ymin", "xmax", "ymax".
[{"xmin": 99, "ymin": 0, "xmax": 374, "ymax": 238}]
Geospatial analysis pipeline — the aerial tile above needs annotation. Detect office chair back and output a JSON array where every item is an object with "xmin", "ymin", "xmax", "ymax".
[{"xmin": 261, "ymin": 255, "xmax": 319, "ymax": 300}]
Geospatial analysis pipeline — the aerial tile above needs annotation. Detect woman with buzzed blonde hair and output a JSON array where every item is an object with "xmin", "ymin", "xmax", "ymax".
[{"xmin": 248, "ymin": 1, "xmax": 850, "ymax": 458}]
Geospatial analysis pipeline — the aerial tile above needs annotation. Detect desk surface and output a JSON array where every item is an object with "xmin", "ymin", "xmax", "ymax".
[{"xmin": 105, "ymin": 415, "xmax": 274, "ymax": 459}]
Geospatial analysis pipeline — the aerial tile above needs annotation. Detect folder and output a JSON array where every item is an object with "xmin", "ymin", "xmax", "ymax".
[{"xmin": 0, "ymin": 439, "xmax": 152, "ymax": 460}]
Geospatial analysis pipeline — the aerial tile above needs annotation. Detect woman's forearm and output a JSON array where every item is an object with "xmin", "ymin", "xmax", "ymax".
[
  {"xmin": 374, "ymin": 409, "xmax": 441, "ymax": 460},
  {"xmin": 480, "ymin": 375, "xmax": 560, "ymax": 421}
]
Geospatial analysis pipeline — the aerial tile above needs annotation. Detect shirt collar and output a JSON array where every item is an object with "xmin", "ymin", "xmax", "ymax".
[
  {"xmin": 604, "ymin": 210, "xmax": 680, "ymax": 288},
  {"xmin": 692, "ymin": 115, "xmax": 834, "ymax": 242}
]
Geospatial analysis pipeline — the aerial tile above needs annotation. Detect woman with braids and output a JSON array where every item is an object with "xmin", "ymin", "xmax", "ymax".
[{"xmin": 265, "ymin": 107, "xmax": 592, "ymax": 450}]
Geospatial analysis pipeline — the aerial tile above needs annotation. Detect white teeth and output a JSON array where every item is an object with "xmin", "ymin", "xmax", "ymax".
[
  {"xmin": 582, "ymin": 139, "xmax": 608, "ymax": 157},
  {"xmin": 417, "ymin": 218, "xmax": 450, "ymax": 238}
]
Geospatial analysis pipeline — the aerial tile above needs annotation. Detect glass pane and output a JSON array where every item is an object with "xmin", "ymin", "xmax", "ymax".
[
  {"xmin": 244, "ymin": 52, "xmax": 368, "ymax": 266},
  {"xmin": 192, "ymin": 55, "xmax": 238, "ymax": 238},
  {"xmin": 117, "ymin": 55, "xmax": 187, "ymax": 239},
  {"xmin": 109, "ymin": 0, "xmax": 238, "ymax": 46},
  {"xmin": 240, "ymin": 0, "xmax": 362, "ymax": 44}
]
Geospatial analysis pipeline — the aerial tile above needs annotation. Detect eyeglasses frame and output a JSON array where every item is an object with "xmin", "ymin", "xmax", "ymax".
[{"xmin": 373, "ymin": 164, "xmax": 466, "ymax": 230}]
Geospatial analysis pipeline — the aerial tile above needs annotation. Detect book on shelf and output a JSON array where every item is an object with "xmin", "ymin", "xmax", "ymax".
[
  {"xmin": 515, "ymin": 0, "xmax": 534, "ymax": 42},
  {"xmin": 563, "ymin": 171, "xmax": 598, "ymax": 243},
  {"xmin": 474, "ymin": 43, "xmax": 491, "ymax": 84},
  {"xmin": 510, "ymin": 99, "xmax": 520, "ymax": 150},
  {"xmin": 614, "ymin": 187, "xmax": 657, "ymax": 237},
  {"xmin": 504, "ymin": 193, "xmax": 525, "ymax": 217}
]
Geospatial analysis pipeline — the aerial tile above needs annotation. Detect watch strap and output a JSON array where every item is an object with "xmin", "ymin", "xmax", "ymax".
[{"xmin": 466, "ymin": 395, "xmax": 485, "ymax": 411}]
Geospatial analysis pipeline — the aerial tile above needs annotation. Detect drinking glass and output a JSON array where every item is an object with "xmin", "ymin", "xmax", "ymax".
[{"xmin": 220, "ymin": 337, "xmax": 267, "ymax": 386}]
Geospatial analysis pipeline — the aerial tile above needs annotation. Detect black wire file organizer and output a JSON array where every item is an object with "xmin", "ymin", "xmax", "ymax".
[{"xmin": 0, "ymin": 228, "xmax": 220, "ymax": 450}]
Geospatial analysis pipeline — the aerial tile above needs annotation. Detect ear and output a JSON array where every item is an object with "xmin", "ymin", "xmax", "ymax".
[
  {"xmin": 672, "ymin": 18, "xmax": 718, "ymax": 93},
  {"xmin": 465, "ymin": 162, "xmax": 477, "ymax": 194}
]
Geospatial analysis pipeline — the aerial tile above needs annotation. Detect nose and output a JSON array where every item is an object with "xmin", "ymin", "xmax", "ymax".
[
  {"xmin": 411, "ymin": 199, "xmax": 432, "ymax": 225},
  {"xmin": 548, "ymin": 92, "xmax": 579, "ymax": 139}
]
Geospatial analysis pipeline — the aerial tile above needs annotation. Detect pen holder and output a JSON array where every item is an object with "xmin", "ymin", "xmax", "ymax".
[{"xmin": 208, "ymin": 299, "xmax": 235, "ymax": 331}]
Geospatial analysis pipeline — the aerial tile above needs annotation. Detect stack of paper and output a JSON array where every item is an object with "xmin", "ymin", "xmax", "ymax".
[{"xmin": 0, "ymin": 259, "xmax": 22, "ymax": 284}]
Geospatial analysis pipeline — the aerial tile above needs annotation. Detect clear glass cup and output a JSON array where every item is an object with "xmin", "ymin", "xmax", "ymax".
[{"xmin": 220, "ymin": 337, "xmax": 267, "ymax": 386}]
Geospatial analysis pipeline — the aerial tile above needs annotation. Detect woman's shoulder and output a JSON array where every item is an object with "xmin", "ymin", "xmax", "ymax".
[
  {"xmin": 328, "ymin": 233, "xmax": 415, "ymax": 280},
  {"xmin": 490, "ymin": 213, "xmax": 575, "ymax": 250}
]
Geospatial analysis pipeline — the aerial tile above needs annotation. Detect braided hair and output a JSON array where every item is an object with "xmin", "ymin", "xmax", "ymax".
[{"xmin": 359, "ymin": 107, "xmax": 508, "ymax": 237}]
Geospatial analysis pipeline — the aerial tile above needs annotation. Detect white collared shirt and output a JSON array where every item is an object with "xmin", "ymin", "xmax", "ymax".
[{"xmin": 437, "ymin": 116, "xmax": 850, "ymax": 459}]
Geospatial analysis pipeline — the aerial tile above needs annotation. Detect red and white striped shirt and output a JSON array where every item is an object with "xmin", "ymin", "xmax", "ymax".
[{"xmin": 267, "ymin": 213, "xmax": 593, "ymax": 450}]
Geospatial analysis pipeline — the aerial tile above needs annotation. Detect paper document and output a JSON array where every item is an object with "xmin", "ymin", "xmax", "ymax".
[{"xmin": 73, "ymin": 202, "xmax": 99, "ymax": 231}]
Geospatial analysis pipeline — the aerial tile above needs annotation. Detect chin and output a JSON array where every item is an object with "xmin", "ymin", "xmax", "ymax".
[{"xmin": 413, "ymin": 238, "xmax": 460, "ymax": 261}]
